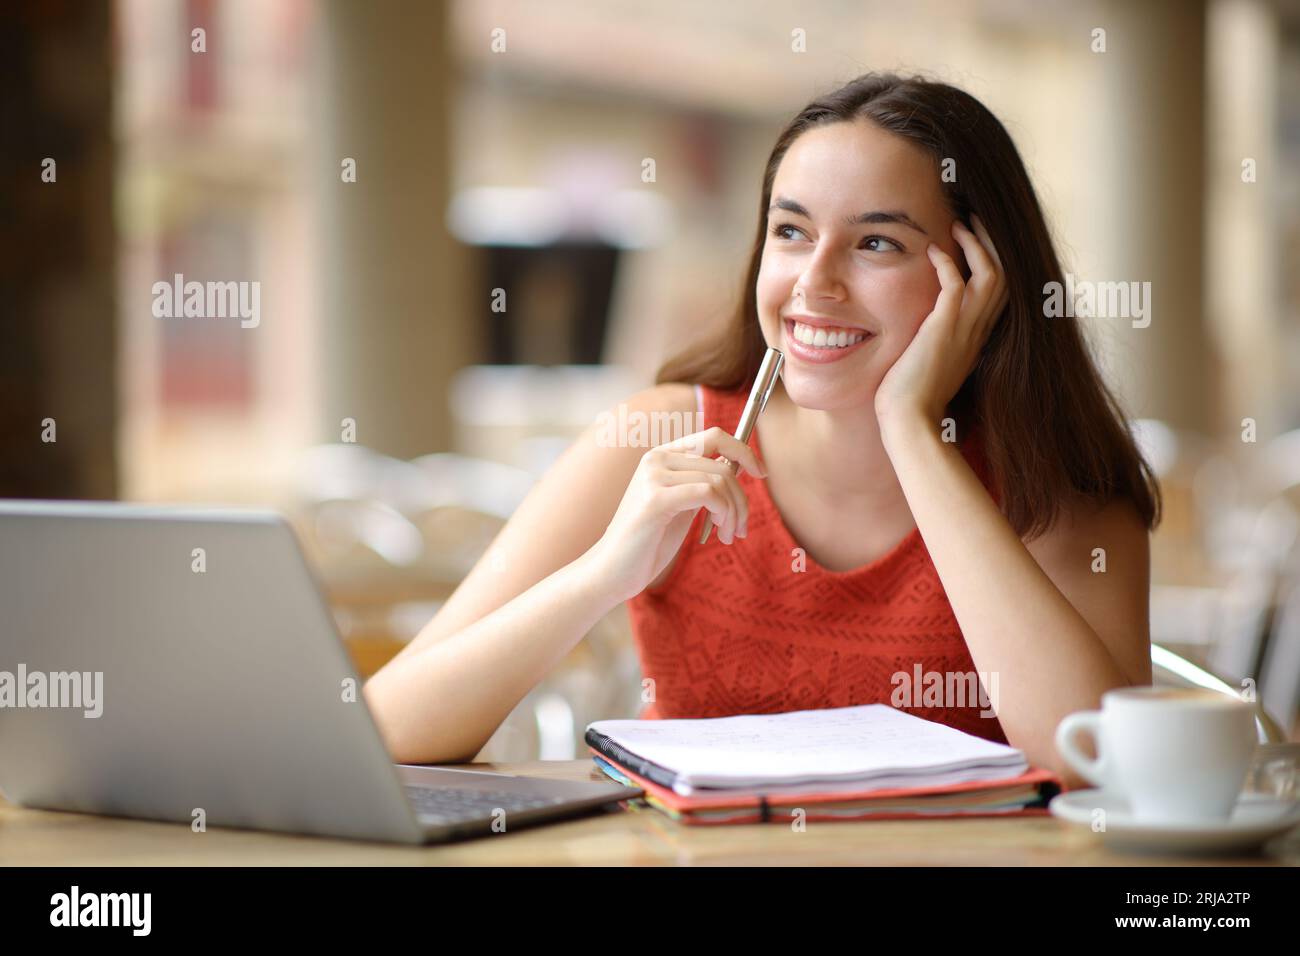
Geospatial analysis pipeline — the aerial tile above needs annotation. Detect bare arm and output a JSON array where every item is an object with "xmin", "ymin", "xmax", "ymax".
[
  {"xmin": 873, "ymin": 217, "xmax": 1150, "ymax": 790},
  {"xmin": 362, "ymin": 384, "xmax": 763, "ymax": 764},
  {"xmin": 880, "ymin": 415, "xmax": 1151, "ymax": 790},
  {"xmin": 364, "ymin": 545, "xmax": 624, "ymax": 765}
]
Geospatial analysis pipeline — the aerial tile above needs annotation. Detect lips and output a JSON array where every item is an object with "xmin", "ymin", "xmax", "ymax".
[{"xmin": 781, "ymin": 316, "xmax": 875, "ymax": 364}]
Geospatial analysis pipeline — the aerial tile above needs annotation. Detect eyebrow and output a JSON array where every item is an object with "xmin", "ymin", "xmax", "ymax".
[{"xmin": 768, "ymin": 196, "xmax": 929, "ymax": 236}]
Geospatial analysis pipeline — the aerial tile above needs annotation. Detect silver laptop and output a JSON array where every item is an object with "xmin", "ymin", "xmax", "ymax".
[{"xmin": 0, "ymin": 500, "xmax": 639, "ymax": 844}]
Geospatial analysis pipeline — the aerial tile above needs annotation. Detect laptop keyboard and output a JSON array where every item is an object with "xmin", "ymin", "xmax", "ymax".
[{"xmin": 404, "ymin": 785, "xmax": 569, "ymax": 825}]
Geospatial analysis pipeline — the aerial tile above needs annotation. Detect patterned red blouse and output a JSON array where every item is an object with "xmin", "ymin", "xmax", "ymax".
[{"xmin": 625, "ymin": 383, "xmax": 1009, "ymax": 744}]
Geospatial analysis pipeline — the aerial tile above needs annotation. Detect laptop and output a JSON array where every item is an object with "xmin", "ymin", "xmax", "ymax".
[{"xmin": 0, "ymin": 500, "xmax": 640, "ymax": 844}]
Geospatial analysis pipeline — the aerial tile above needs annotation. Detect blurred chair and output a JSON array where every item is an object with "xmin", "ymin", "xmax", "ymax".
[
  {"xmin": 408, "ymin": 452, "xmax": 535, "ymax": 519},
  {"xmin": 1149, "ymin": 505, "xmax": 1291, "ymax": 684},
  {"xmin": 1262, "ymin": 427, "xmax": 1300, "ymax": 508},
  {"xmin": 287, "ymin": 444, "xmax": 475, "ymax": 678},
  {"xmin": 406, "ymin": 504, "xmax": 508, "ymax": 588},
  {"xmin": 1134, "ymin": 418, "xmax": 1225, "ymax": 588},
  {"xmin": 287, "ymin": 443, "xmax": 436, "ymax": 592},
  {"xmin": 294, "ymin": 443, "xmax": 440, "ymax": 515},
  {"xmin": 1259, "ymin": 572, "xmax": 1300, "ymax": 741},
  {"xmin": 1205, "ymin": 496, "xmax": 1300, "ymax": 686},
  {"xmin": 1140, "ymin": 410, "xmax": 1300, "ymax": 692},
  {"xmin": 303, "ymin": 498, "xmax": 425, "ymax": 569},
  {"xmin": 287, "ymin": 440, "xmax": 640, "ymax": 757},
  {"xmin": 449, "ymin": 364, "xmax": 639, "ymax": 477},
  {"xmin": 403, "ymin": 454, "xmax": 534, "ymax": 587}
]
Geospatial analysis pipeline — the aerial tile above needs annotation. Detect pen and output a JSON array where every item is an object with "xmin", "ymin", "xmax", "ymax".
[{"xmin": 698, "ymin": 347, "xmax": 784, "ymax": 544}]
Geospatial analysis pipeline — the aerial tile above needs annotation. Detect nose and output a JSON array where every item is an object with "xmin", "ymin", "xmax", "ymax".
[{"xmin": 794, "ymin": 240, "xmax": 847, "ymax": 304}]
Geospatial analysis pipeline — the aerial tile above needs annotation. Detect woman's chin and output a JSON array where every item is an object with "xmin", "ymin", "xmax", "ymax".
[{"xmin": 779, "ymin": 371, "xmax": 879, "ymax": 412}]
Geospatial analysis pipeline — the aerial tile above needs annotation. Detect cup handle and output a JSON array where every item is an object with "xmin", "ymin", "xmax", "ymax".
[{"xmin": 1054, "ymin": 710, "xmax": 1106, "ymax": 788}]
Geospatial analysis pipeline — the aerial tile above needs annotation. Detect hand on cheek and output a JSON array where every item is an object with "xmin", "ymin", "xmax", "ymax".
[{"xmin": 873, "ymin": 216, "xmax": 1008, "ymax": 438}]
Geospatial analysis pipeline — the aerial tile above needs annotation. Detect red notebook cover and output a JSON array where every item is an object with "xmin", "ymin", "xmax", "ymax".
[{"xmin": 589, "ymin": 746, "xmax": 1064, "ymax": 825}]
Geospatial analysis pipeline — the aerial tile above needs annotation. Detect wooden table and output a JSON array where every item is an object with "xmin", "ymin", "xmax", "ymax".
[{"xmin": 3, "ymin": 760, "xmax": 1298, "ymax": 866}]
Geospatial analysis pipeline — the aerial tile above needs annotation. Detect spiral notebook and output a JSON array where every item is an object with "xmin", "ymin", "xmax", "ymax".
[{"xmin": 585, "ymin": 704, "xmax": 1062, "ymax": 824}]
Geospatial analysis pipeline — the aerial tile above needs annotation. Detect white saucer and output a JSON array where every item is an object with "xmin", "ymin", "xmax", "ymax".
[{"xmin": 1049, "ymin": 789, "xmax": 1300, "ymax": 854}]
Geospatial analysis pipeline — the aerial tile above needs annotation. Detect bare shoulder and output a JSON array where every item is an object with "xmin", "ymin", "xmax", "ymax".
[
  {"xmin": 1025, "ymin": 493, "xmax": 1152, "ymax": 684},
  {"xmin": 586, "ymin": 382, "xmax": 701, "ymax": 455},
  {"xmin": 623, "ymin": 382, "xmax": 698, "ymax": 416},
  {"xmin": 584, "ymin": 382, "xmax": 699, "ymax": 463},
  {"xmin": 1024, "ymin": 493, "xmax": 1150, "ymax": 569}
]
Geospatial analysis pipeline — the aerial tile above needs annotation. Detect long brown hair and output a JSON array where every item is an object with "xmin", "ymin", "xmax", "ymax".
[{"xmin": 655, "ymin": 71, "xmax": 1161, "ymax": 540}]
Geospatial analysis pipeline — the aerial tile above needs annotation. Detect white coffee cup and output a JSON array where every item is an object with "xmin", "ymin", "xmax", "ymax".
[{"xmin": 1055, "ymin": 687, "xmax": 1257, "ymax": 824}]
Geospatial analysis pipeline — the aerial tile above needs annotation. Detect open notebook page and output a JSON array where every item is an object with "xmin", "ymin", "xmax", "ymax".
[{"xmin": 587, "ymin": 703, "xmax": 1026, "ymax": 793}]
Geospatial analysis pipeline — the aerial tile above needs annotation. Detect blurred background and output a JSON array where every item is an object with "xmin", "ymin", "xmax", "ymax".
[{"xmin": 3, "ymin": 0, "xmax": 1299, "ymax": 761}]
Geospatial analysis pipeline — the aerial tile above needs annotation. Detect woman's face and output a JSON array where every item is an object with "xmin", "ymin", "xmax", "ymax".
[{"xmin": 756, "ymin": 119, "xmax": 966, "ymax": 411}]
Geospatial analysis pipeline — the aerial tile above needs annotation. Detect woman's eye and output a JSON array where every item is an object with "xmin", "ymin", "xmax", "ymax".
[
  {"xmin": 862, "ymin": 235, "xmax": 902, "ymax": 253},
  {"xmin": 769, "ymin": 223, "xmax": 901, "ymax": 253}
]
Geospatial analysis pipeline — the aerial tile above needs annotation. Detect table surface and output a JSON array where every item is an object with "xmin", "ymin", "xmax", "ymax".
[{"xmin": 3, "ymin": 759, "xmax": 1298, "ymax": 866}]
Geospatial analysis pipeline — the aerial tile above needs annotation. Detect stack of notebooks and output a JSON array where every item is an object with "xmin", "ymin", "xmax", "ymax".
[{"xmin": 585, "ymin": 704, "xmax": 1062, "ymax": 824}]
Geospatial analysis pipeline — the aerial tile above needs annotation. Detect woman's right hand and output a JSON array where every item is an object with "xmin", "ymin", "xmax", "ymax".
[{"xmin": 587, "ymin": 426, "xmax": 767, "ymax": 603}]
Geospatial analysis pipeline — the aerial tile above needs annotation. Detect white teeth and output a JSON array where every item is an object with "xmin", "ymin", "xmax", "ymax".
[{"xmin": 791, "ymin": 321, "xmax": 865, "ymax": 349}]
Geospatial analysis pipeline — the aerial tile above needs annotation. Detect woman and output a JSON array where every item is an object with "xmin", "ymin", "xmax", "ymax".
[{"xmin": 365, "ymin": 72, "xmax": 1161, "ymax": 790}]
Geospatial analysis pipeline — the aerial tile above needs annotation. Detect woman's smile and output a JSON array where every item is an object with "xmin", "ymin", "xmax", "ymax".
[{"xmin": 782, "ymin": 315, "xmax": 876, "ymax": 364}]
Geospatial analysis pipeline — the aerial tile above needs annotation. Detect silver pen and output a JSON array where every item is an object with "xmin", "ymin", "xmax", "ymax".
[{"xmin": 698, "ymin": 347, "xmax": 784, "ymax": 544}]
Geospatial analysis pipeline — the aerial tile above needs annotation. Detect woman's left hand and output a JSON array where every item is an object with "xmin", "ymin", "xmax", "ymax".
[{"xmin": 874, "ymin": 215, "xmax": 1008, "ymax": 436}]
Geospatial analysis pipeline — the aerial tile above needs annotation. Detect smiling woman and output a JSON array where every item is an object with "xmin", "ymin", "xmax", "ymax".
[
  {"xmin": 640, "ymin": 71, "xmax": 1165, "ymax": 784},
  {"xmin": 365, "ymin": 73, "xmax": 1162, "ymax": 787},
  {"xmin": 658, "ymin": 72, "xmax": 1160, "ymax": 541}
]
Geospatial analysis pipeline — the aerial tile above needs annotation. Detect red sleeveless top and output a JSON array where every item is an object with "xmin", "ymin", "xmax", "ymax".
[{"xmin": 625, "ymin": 384, "xmax": 1009, "ymax": 744}]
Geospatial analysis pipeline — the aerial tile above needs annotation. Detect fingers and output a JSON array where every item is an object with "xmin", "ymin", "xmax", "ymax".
[
  {"xmin": 970, "ymin": 215, "xmax": 1010, "ymax": 318},
  {"xmin": 657, "ymin": 466, "xmax": 748, "ymax": 539},
  {"xmin": 660, "ymin": 426, "xmax": 767, "ymax": 478},
  {"xmin": 943, "ymin": 217, "xmax": 1008, "ymax": 339},
  {"xmin": 926, "ymin": 244, "xmax": 966, "ymax": 326},
  {"xmin": 971, "ymin": 214, "xmax": 1003, "ymax": 273},
  {"xmin": 952, "ymin": 219, "xmax": 995, "ymax": 291},
  {"xmin": 958, "ymin": 216, "xmax": 1008, "ymax": 316},
  {"xmin": 660, "ymin": 481, "xmax": 741, "ymax": 543},
  {"xmin": 657, "ymin": 451, "xmax": 733, "ymax": 477},
  {"xmin": 651, "ymin": 427, "xmax": 764, "ymax": 544}
]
